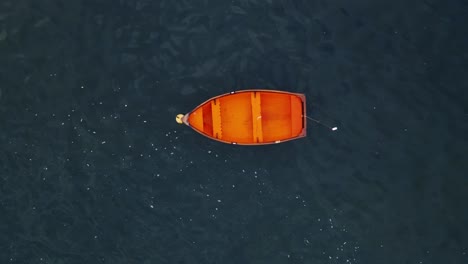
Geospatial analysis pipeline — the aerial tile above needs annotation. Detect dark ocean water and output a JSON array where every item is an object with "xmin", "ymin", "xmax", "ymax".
[{"xmin": 1, "ymin": 0, "xmax": 467, "ymax": 263}]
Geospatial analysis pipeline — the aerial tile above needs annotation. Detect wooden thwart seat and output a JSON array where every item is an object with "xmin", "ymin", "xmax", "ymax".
[
  {"xmin": 211, "ymin": 99, "xmax": 222, "ymax": 139},
  {"xmin": 251, "ymin": 92, "xmax": 263, "ymax": 143}
]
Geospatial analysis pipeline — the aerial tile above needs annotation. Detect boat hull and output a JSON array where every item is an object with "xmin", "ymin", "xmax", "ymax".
[{"xmin": 182, "ymin": 90, "xmax": 306, "ymax": 145}]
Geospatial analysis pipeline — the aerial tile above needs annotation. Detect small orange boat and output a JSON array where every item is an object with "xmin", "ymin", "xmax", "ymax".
[{"xmin": 176, "ymin": 89, "xmax": 307, "ymax": 145}]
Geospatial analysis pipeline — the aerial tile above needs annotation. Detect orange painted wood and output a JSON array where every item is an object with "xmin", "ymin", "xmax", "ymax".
[
  {"xmin": 185, "ymin": 90, "xmax": 306, "ymax": 145},
  {"xmin": 290, "ymin": 95, "xmax": 304, "ymax": 136},
  {"xmin": 188, "ymin": 107, "xmax": 204, "ymax": 132},
  {"xmin": 211, "ymin": 99, "xmax": 222, "ymax": 139},
  {"xmin": 251, "ymin": 92, "xmax": 263, "ymax": 143},
  {"xmin": 219, "ymin": 92, "xmax": 252, "ymax": 143}
]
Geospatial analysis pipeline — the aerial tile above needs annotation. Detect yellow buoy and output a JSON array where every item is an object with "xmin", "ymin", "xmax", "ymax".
[{"xmin": 176, "ymin": 114, "xmax": 185, "ymax": 124}]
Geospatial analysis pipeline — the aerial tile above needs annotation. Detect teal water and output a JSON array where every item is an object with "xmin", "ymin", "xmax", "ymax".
[{"xmin": 0, "ymin": 0, "xmax": 467, "ymax": 263}]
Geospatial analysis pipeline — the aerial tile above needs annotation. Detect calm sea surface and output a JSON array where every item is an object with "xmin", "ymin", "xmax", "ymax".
[{"xmin": 1, "ymin": 0, "xmax": 467, "ymax": 263}]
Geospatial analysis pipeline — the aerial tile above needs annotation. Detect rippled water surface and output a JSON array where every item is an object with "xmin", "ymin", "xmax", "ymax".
[{"xmin": 1, "ymin": 0, "xmax": 467, "ymax": 263}]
